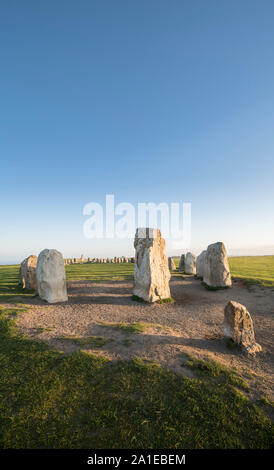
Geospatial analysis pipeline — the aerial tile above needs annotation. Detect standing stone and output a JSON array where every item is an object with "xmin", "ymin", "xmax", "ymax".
[
  {"xmin": 80, "ymin": 255, "xmax": 85, "ymax": 263},
  {"xmin": 133, "ymin": 228, "xmax": 171, "ymax": 303},
  {"xmin": 184, "ymin": 252, "xmax": 196, "ymax": 275},
  {"xmin": 20, "ymin": 255, "xmax": 38, "ymax": 291},
  {"xmin": 131, "ymin": 257, "xmax": 135, "ymax": 263},
  {"xmin": 196, "ymin": 250, "xmax": 207, "ymax": 279},
  {"xmin": 168, "ymin": 257, "xmax": 176, "ymax": 271},
  {"xmin": 178, "ymin": 254, "xmax": 185, "ymax": 272},
  {"xmin": 36, "ymin": 249, "xmax": 68, "ymax": 303},
  {"xmin": 125, "ymin": 258, "xmax": 129, "ymax": 263},
  {"xmin": 203, "ymin": 242, "xmax": 232, "ymax": 287},
  {"xmin": 224, "ymin": 301, "xmax": 262, "ymax": 355}
]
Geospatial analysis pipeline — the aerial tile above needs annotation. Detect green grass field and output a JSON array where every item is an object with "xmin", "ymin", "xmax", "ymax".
[
  {"xmin": 229, "ymin": 255, "xmax": 274, "ymax": 288},
  {"xmin": 66, "ymin": 262, "xmax": 134, "ymax": 282},
  {"xmin": 0, "ymin": 257, "xmax": 273, "ymax": 448}
]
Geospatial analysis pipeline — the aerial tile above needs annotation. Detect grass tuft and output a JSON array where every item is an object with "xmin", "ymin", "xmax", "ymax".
[
  {"xmin": 201, "ymin": 281, "xmax": 229, "ymax": 291},
  {"xmin": 131, "ymin": 294, "xmax": 148, "ymax": 303},
  {"xmin": 157, "ymin": 297, "xmax": 174, "ymax": 304},
  {"xmin": 60, "ymin": 335, "xmax": 114, "ymax": 348},
  {"xmin": 98, "ymin": 322, "xmax": 167, "ymax": 335}
]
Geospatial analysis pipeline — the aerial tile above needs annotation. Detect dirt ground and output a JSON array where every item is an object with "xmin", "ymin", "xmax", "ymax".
[{"xmin": 15, "ymin": 276, "xmax": 274, "ymax": 401}]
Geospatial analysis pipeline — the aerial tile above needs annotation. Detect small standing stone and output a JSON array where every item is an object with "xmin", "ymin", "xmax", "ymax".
[
  {"xmin": 196, "ymin": 250, "xmax": 207, "ymax": 279},
  {"xmin": 36, "ymin": 249, "xmax": 68, "ymax": 303},
  {"xmin": 133, "ymin": 228, "xmax": 171, "ymax": 303},
  {"xmin": 224, "ymin": 301, "xmax": 262, "ymax": 355},
  {"xmin": 203, "ymin": 242, "xmax": 231, "ymax": 287},
  {"xmin": 20, "ymin": 255, "xmax": 38, "ymax": 291},
  {"xmin": 178, "ymin": 254, "xmax": 185, "ymax": 272},
  {"xmin": 184, "ymin": 252, "xmax": 196, "ymax": 274},
  {"xmin": 168, "ymin": 257, "xmax": 176, "ymax": 271}
]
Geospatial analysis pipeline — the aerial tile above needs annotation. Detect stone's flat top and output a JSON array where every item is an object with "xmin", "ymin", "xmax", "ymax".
[{"xmin": 135, "ymin": 227, "xmax": 162, "ymax": 239}]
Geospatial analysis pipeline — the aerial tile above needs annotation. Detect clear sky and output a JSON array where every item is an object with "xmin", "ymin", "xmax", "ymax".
[{"xmin": 1, "ymin": 0, "xmax": 274, "ymax": 263}]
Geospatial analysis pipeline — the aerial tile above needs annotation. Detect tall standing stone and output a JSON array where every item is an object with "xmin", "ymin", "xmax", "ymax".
[
  {"xmin": 184, "ymin": 252, "xmax": 196, "ymax": 274},
  {"xmin": 36, "ymin": 249, "xmax": 68, "ymax": 303},
  {"xmin": 168, "ymin": 257, "xmax": 176, "ymax": 271},
  {"xmin": 178, "ymin": 254, "xmax": 185, "ymax": 272},
  {"xmin": 196, "ymin": 250, "xmax": 207, "ymax": 279},
  {"xmin": 224, "ymin": 301, "xmax": 262, "ymax": 355},
  {"xmin": 20, "ymin": 255, "xmax": 38, "ymax": 291},
  {"xmin": 203, "ymin": 242, "xmax": 232, "ymax": 287},
  {"xmin": 133, "ymin": 228, "xmax": 171, "ymax": 303}
]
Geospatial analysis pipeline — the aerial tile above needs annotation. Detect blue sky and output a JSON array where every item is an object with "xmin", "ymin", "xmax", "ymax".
[{"xmin": 1, "ymin": 0, "xmax": 274, "ymax": 263}]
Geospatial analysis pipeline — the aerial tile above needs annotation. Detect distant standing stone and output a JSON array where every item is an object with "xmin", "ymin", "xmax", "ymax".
[
  {"xmin": 184, "ymin": 252, "xmax": 196, "ymax": 275},
  {"xmin": 20, "ymin": 255, "xmax": 38, "ymax": 291},
  {"xmin": 196, "ymin": 250, "xmax": 207, "ymax": 279},
  {"xmin": 36, "ymin": 249, "xmax": 68, "ymax": 303},
  {"xmin": 168, "ymin": 257, "xmax": 176, "ymax": 270},
  {"xmin": 133, "ymin": 228, "xmax": 171, "ymax": 303},
  {"xmin": 224, "ymin": 301, "xmax": 262, "ymax": 355},
  {"xmin": 203, "ymin": 242, "xmax": 232, "ymax": 287},
  {"xmin": 178, "ymin": 254, "xmax": 185, "ymax": 272}
]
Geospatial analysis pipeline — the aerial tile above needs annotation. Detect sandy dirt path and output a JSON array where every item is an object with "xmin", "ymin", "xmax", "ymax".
[{"xmin": 16, "ymin": 276, "xmax": 274, "ymax": 400}]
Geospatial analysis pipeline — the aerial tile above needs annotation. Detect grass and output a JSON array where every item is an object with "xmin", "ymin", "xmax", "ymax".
[
  {"xmin": 132, "ymin": 294, "xmax": 174, "ymax": 304},
  {"xmin": 60, "ymin": 335, "xmax": 114, "ymax": 348},
  {"xmin": 201, "ymin": 281, "xmax": 229, "ymax": 291},
  {"xmin": 98, "ymin": 322, "xmax": 167, "ymax": 335},
  {"xmin": 157, "ymin": 297, "xmax": 174, "ymax": 304},
  {"xmin": 0, "ymin": 260, "xmax": 273, "ymax": 448},
  {"xmin": 131, "ymin": 294, "xmax": 148, "ymax": 303},
  {"xmin": 0, "ymin": 265, "xmax": 36, "ymax": 303},
  {"xmin": 229, "ymin": 255, "xmax": 274, "ymax": 288},
  {"xmin": 0, "ymin": 307, "xmax": 273, "ymax": 448},
  {"xmin": 65, "ymin": 262, "xmax": 134, "ymax": 282},
  {"xmin": 186, "ymin": 355, "xmax": 250, "ymax": 392}
]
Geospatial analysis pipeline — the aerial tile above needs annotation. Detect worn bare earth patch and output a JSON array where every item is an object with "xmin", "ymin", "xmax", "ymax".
[{"xmin": 16, "ymin": 276, "xmax": 274, "ymax": 400}]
